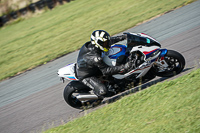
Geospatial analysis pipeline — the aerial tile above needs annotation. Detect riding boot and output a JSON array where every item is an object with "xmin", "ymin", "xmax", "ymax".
[{"xmin": 81, "ymin": 77, "xmax": 107, "ymax": 98}]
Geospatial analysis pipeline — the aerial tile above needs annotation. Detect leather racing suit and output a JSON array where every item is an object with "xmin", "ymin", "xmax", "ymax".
[{"xmin": 76, "ymin": 35, "xmax": 126, "ymax": 97}]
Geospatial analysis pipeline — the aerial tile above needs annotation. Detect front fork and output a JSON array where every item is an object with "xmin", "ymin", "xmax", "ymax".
[{"xmin": 154, "ymin": 49, "xmax": 169, "ymax": 72}]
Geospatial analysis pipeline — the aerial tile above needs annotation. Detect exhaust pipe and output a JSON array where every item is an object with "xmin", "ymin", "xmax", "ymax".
[{"xmin": 76, "ymin": 94, "xmax": 99, "ymax": 101}]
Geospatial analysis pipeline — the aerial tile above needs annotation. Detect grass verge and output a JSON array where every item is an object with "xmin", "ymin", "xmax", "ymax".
[
  {"xmin": 44, "ymin": 68, "xmax": 200, "ymax": 133},
  {"xmin": 0, "ymin": 0, "xmax": 196, "ymax": 80}
]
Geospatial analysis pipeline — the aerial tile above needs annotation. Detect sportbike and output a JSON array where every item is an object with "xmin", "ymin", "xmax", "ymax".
[{"xmin": 57, "ymin": 32, "xmax": 185, "ymax": 109}]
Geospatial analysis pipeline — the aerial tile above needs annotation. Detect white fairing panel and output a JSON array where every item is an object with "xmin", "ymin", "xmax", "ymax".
[
  {"xmin": 112, "ymin": 64, "xmax": 152, "ymax": 79},
  {"xmin": 57, "ymin": 63, "xmax": 78, "ymax": 80},
  {"xmin": 102, "ymin": 42, "xmax": 161, "ymax": 80},
  {"xmin": 130, "ymin": 45, "xmax": 160, "ymax": 60}
]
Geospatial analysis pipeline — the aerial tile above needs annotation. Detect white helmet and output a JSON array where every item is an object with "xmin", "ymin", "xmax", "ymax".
[{"xmin": 91, "ymin": 30, "xmax": 111, "ymax": 52}]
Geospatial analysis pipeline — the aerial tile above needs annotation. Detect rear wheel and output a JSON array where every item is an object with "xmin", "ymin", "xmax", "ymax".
[
  {"xmin": 155, "ymin": 50, "xmax": 185, "ymax": 77},
  {"xmin": 63, "ymin": 84, "xmax": 82, "ymax": 109},
  {"xmin": 63, "ymin": 81, "xmax": 102, "ymax": 109}
]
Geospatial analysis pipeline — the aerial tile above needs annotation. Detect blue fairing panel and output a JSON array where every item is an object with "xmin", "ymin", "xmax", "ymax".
[
  {"xmin": 108, "ymin": 45, "xmax": 127, "ymax": 59},
  {"xmin": 159, "ymin": 49, "xmax": 168, "ymax": 57}
]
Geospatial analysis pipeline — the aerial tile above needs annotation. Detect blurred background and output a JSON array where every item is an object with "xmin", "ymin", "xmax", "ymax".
[{"xmin": 0, "ymin": 0, "xmax": 71, "ymax": 27}]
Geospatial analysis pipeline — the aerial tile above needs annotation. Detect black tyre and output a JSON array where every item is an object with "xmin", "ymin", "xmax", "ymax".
[
  {"xmin": 63, "ymin": 81, "xmax": 102, "ymax": 109},
  {"xmin": 63, "ymin": 83, "xmax": 82, "ymax": 109},
  {"xmin": 155, "ymin": 50, "xmax": 185, "ymax": 77}
]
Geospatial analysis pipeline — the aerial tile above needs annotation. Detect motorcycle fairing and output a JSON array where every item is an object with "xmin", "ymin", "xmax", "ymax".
[
  {"xmin": 108, "ymin": 44, "xmax": 127, "ymax": 59},
  {"xmin": 112, "ymin": 65, "xmax": 152, "ymax": 79},
  {"xmin": 103, "ymin": 44, "xmax": 127, "ymax": 66},
  {"xmin": 130, "ymin": 45, "xmax": 160, "ymax": 59},
  {"xmin": 106, "ymin": 44, "xmax": 161, "ymax": 79},
  {"xmin": 159, "ymin": 49, "xmax": 168, "ymax": 57},
  {"xmin": 139, "ymin": 33, "xmax": 160, "ymax": 44},
  {"xmin": 66, "ymin": 76, "xmax": 77, "ymax": 81},
  {"xmin": 57, "ymin": 63, "xmax": 78, "ymax": 81},
  {"xmin": 142, "ymin": 49, "xmax": 159, "ymax": 59},
  {"xmin": 104, "ymin": 44, "xmax": 160, "ymax": 65}
]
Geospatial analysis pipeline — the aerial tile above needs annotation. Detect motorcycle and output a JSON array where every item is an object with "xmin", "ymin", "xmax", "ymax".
[{"xmin": 57, "ymin": 32, "xmax": 185, "ymax": 109}]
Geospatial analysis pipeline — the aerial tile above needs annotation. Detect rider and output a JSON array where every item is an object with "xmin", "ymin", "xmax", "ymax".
[{"xmin": 76, "ymin": 30, "xmax": 134, "ymax": 98}]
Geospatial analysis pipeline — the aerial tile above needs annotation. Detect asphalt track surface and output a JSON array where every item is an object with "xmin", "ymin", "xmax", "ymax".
[{"xmin": 0, "ymin": 1, "xmax": 200, "ymax": 133}]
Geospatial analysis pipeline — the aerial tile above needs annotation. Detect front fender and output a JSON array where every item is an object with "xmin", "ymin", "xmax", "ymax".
[{"xmin": 159, "ymin": 49, "xmax": 168, "ymax": 57}]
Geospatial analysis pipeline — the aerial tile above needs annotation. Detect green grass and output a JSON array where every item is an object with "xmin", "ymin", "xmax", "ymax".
[
  {"xmin": 0, "ymin": 0, "xmax": 196, "ymax": 80},
  {"xmin": 44, "ymin": 68, "xmax": 200, "ymax": 133}
]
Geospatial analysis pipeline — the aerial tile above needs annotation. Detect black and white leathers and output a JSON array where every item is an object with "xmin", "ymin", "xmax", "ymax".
[
  {"xmin": 76, "ymin": 35, "xmax": 126, "ymax": 96},
  {"xmin": 76, "ymin": 35, "xmax": 126, "ymax": 80}
]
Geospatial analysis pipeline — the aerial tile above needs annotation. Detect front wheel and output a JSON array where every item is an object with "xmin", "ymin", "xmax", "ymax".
[{"xmin": 154, "ymin": 50, "xmax": 185, "ymax": 77}]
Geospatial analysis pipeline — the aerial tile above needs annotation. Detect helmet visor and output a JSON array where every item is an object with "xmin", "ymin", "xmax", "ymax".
[{"xmin": 97, "ymin": 40, "xmax": 111, "ymax": 49}]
